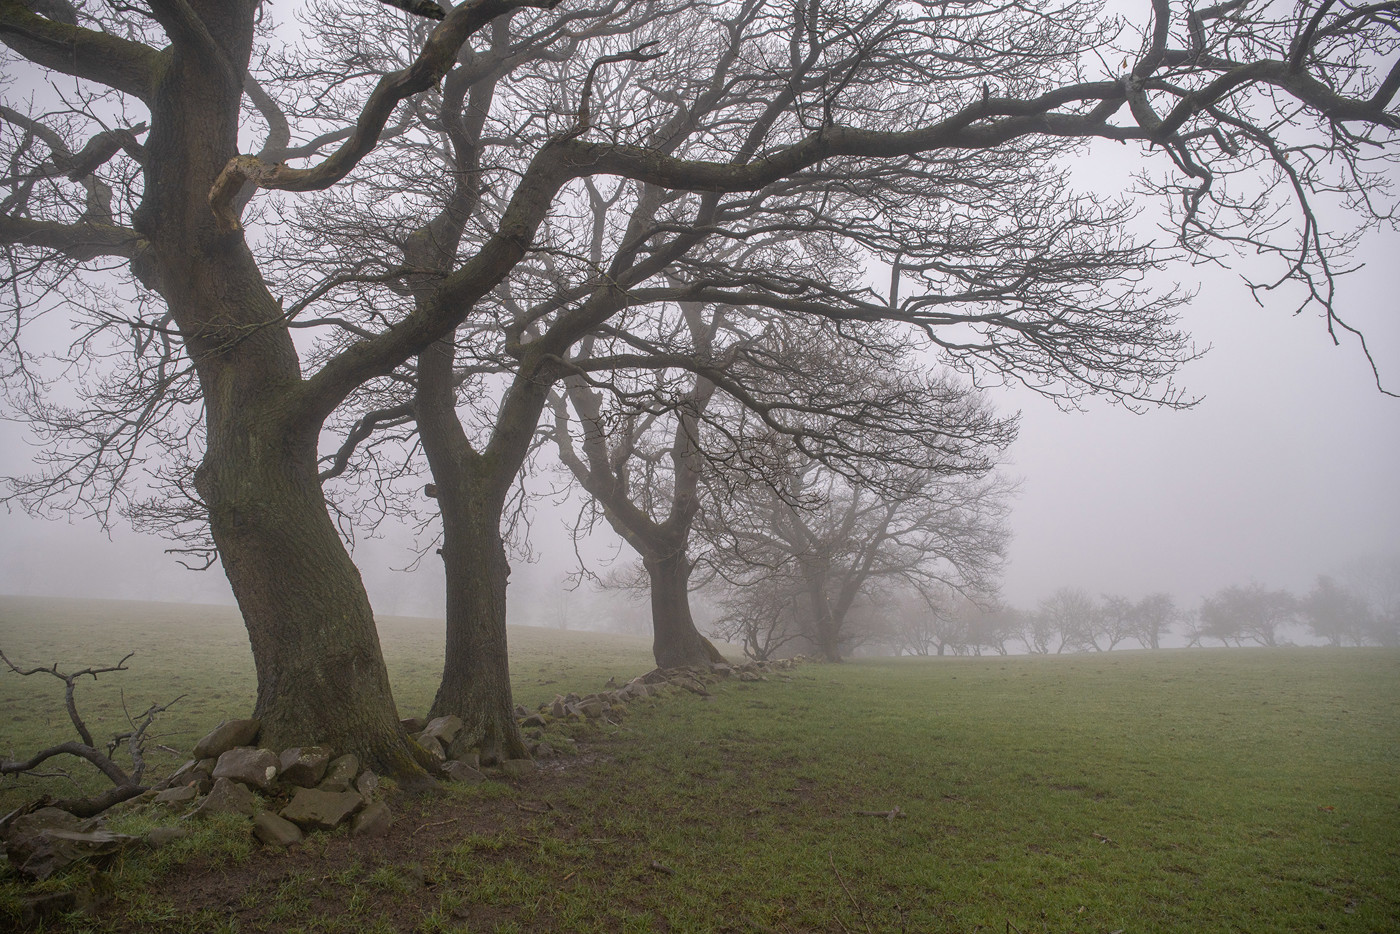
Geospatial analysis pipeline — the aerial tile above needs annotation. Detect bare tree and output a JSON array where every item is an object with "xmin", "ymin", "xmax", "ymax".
[
  {"xmin": 706, "ymin": 443, "xmax": 1011, "ymax": 661},
  {"xmin": 888, "ymin": 586, "xmax": 968, "ymax": 657},
  {"xmin": 3, "ymin": 0, "xmax": 1396, "ymax": 772},
  {"xmin": 1035, "ymin": 587, "xmax": 1102, "ymax": 653},
  {"xmin": 1129, "ymin": 592, "xmax": 1178, "ymax": 649},
  {"xmin": 1199, "ymin": 583, "xmax": 1297, "ymax": 647},
  {"xmin": 1298, "ymin": 575, "xmax": 1373, "ymax": 646}
]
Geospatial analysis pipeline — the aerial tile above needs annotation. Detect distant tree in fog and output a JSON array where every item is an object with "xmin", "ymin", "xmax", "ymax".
[
  {"xmin": 1129, "ymin": 593, "xmax": 1178, "ymax": 649},
  {"xmin": 1199, "ymin": 584, "xmax": 1297, "ymax": 647},
  {"xmin": 888, "ymin": 586, "xmax": 966, "ymax": 657},
  {"xmin": 1096, "ymin": 595, "xmax": 1138, "ymax": 651},
  {"xmin": 1034, "ymin": 588, "xmax": 1103, "ymax": 653},
  {"xmin": 1299, "ymin": 576, "xmax": 1373, "ymax": 647},
  {"xmin": 1341, "ymin": 555, "xmax": 1400, "ymax": 646},
  {"xmin": 705, "ymin": 455, "xmax": 1010, "ymax": 662}
]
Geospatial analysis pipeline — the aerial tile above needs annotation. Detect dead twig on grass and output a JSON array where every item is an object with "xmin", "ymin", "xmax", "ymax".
[
  {"xmin": 411, "ymin": 817, "xmax": 458, "ymax": 836},
  {"xmin": 829, "ymin": 852, "xmax": 875, "ymax": 934}
]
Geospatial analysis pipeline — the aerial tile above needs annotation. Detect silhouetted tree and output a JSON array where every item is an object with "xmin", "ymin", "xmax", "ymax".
[
  {"xmin": 1299, "ymin": 575, "xmax": 1372, "ymax": 647},
  {"xmin": 1199, "ymin": 584, "xmax": 1297, "ymax": 647},
  {"xmin": 4, "ymin": 0, "xmax": 1396, "ymax": 770}
]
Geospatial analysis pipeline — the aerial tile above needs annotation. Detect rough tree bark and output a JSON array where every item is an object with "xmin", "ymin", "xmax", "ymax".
[
  {"xmin": 416, "ymin": 337, "xmax": 534, "ymax": 763},
  {"xmin": 128, "ymin": 3, "xmax": 423, "ymax": 774}
]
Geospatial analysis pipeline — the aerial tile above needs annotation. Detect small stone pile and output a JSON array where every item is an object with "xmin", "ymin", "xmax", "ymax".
[
  {"xmin": 396, "ymin": 713, "xmax": 536, "ymax": 781},
  {"xmin": 524, "ymin": 658, "xmax": 796, "ymax": 730},
  {"xmin": 143, "ymin": 718, "xmax": 397, "ymax": 849}
]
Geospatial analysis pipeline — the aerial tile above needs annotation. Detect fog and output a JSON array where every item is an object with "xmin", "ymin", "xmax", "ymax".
[{"xmin": 3, "ymin": 230, "xmax": 1395, "ymax": 628}]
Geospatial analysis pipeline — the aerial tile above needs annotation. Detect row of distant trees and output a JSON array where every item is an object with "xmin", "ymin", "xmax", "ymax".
[{"xmin": 701, "ymin": 565, "xmax": 1400, "ymax": 660}]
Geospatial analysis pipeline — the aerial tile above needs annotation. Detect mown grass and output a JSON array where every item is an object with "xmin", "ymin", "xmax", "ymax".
[{"xmin": 2, "ymin": 596, "xmax": 1397, "ymax": 932}]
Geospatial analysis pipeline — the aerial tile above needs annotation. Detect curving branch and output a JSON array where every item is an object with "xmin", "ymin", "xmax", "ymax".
[
  {"xmin": 207, "ymin": 0, "xmax": 562, "ymax": 230},
  {"xmin": 0, "ymin": 1, "xmax": 165, "ymax": 101}
]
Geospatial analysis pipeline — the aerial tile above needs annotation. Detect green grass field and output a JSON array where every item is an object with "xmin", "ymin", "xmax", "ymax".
[{"xmin": 1, "ymin": 596, "xmax": 1397, "ymax": 932}]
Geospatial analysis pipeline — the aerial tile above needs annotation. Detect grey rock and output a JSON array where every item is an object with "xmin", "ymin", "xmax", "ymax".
[
  {"xmin": 192, "ymin": 719, "xmax": 260, "ymax": 760},
  {"xmin": 450, "ymin": 748, "xmax": 480, "ymax": 769},
  {"xmin": 422, "ymin": 715, "xmax": 463, "ymax": 745},
  {"xmin": 189, "ymin": 777, "xmax": 258, "ymax": 819},
  {"xmin": 318, "ymin": 753, "xmax": 360, "ymax": 792},
  {"xmin": 550, "ymin": 696, "xmax": 568, "ymax": 718},
  {"xmin": 157, "ymin": 759, "xmax": 199, "ymax": 790},
  {"xmin": 441, "ymin": 760, "xmax": 485, "ymax": 783},
  {"xmin": 351, "ymin": 801, "xmax": 393, "ymax": 837},
  {"xmin": 153, "ymin": 785, "xmax": 198, "ymax": 806},
  {"xmin": 520, "ymin": 713, "xmax": 548, "ymax": 728},
  {"xmin": 579, "ymin": 699, "xmax": 604, "ymax": 719},
  {"xmin": 400, "ymin": 716, "xmax": 429, "ymax": 734},
  {"xmin": 355, "ymin": 769, "xmax": 380, "ymax": 802},
  {"xmin": 533, "ymin": 743, "xmax": 556, "ymax": 758},
  {"xmin": 415, "ymin": 732, "xmax": 446, "ymax": 761},
  {"xmin": 8, "ymin": 825, "xmax": 140, "ymax": 882},
  {"xmin": 513, "ymin": 704, "xmax": 530, "ymax": 718},
  {"xmin": 252, "ymin": 811, "xmax": 304, "ymax": 848},
  {"xmin": 281, "ymin": 788, "xmax": 363, "ymax": 831},
  {"xmin": 278, "ymin": 746, "xmax": 333, "ymax": 787},
  {"xmin": 212, "ymin": 746, "xmax": 280, "ymax": 792}
]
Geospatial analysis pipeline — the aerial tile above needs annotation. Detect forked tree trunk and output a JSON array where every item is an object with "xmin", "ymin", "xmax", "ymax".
[
  {"xmin": 645, "ymin": 549, "xmax": 726, "ymax": 668},
  {"xmin": 417, "ymin": 337, "xmax": 529, "ymax": 764},
  {"xmin": 141, "ymin": 4, "xmax": 425, "ymax": 778}
]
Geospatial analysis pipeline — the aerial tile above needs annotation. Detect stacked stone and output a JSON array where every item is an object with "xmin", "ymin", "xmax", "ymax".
[{"xmin": 146, "ymin": 719, "xmax": 395, "ymax": 849}]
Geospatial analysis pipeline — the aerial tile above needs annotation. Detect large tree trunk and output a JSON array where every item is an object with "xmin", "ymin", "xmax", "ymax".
[
  {"xmin": 196, "ymin": 416, "xmax": 424, "ymax": 775},
  {"xmin": 417, "ymin": 338, "xmax": 529, "ymax": 764},
  {"xmin": 428, "ymin": 494, "xmax": 528, "ymax": 764},
  {"xmin": 645, "ymin": 548, "xmax": 726, "ymax": 668},
  {"xmin": 141, "ymin": 3, "xmax": 424, "ymax": 777}
]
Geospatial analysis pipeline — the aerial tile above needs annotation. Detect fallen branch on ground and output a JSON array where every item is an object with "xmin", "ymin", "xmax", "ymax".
[{"xmin": 0, "ymin": 649, "xmax": 183, "ymax": 819}]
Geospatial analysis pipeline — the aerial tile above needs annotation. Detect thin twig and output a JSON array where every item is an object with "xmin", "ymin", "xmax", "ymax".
[
  {"xmin": 829, "ymin": 852, "xmax": 875, "ymax": 934},
  {"xmin": 412, "ymin": 817, "xmax": 458, "ymax": 836}
]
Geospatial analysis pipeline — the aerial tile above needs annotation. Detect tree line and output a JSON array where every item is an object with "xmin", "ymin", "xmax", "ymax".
[
  {"xmin": 704, "ymin": 569, "xmax": 1397, "ymax": 659},
  {"xmin": 2, "ymin": 0, "xmax": 1396, "ymax": 780}
]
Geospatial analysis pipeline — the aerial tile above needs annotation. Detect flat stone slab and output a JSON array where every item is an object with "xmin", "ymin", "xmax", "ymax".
[
  {"xmin": 422, "ymin": 715, "xmax": 463, "ymax": 745},
  {"xmin": 189, "ymin": 777, "xmax": 258, "ymax": 819},
  {"xmin": 212, "ymin": 747, "xmax": 280, "ymax": 792},
  {"xmin": 278, "ymin": 746, "xmax": 332, "ymax": 787},
  {"xmin": 441, "ymin": 760, "xmax": 485, "ymax": 783},
  {"xmin": 281, "ymin": 788, "xmax": 363, "ymax": 831},
  {"xmin": 351, "ymin": 801, "xmax": 392, "ymax": 837},
  {"xmin": 253, "ymin": 811, "xmax": 304, "ymax": 848},
  {"xmin": 318, "ymin": 754, "xmax": 360, "ymax": 793},
  {"xmin": 192, "ymin": 719, "xmax": 260, "ymax": 760},
  {"xmin": 154, "ymin": 785, "xmax": 198, "ymax": 806}
]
